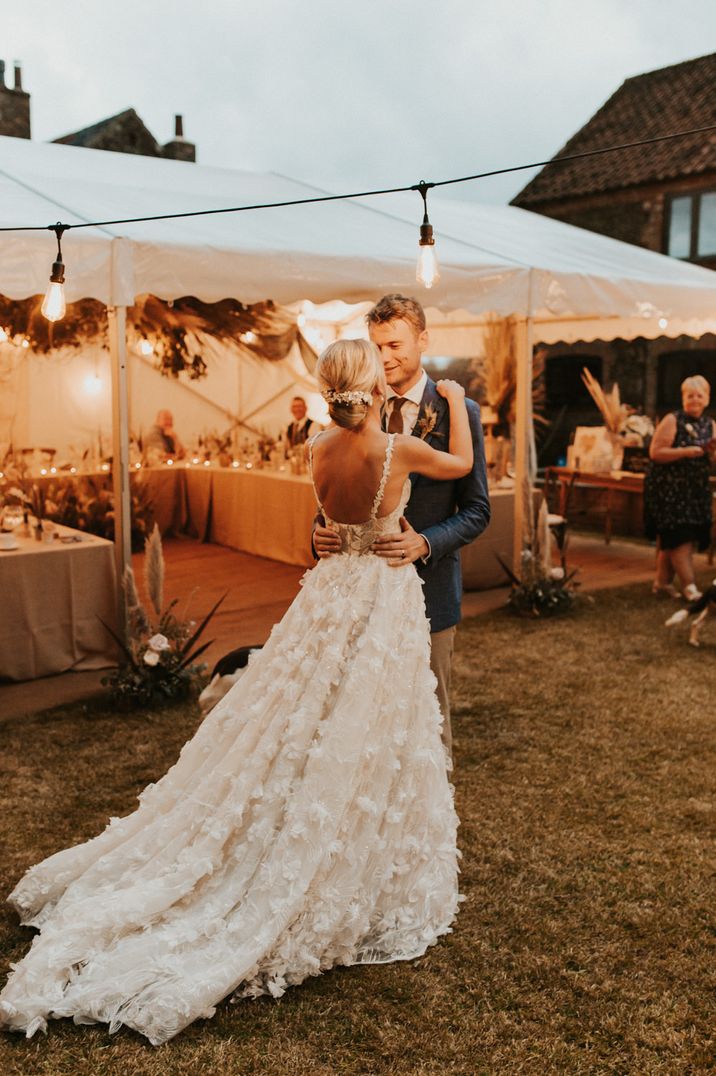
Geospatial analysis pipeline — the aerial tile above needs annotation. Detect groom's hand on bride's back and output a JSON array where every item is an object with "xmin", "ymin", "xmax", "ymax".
[{"xmin": 313, "ymin": 517, "xmax": 341, "ymax": 558}]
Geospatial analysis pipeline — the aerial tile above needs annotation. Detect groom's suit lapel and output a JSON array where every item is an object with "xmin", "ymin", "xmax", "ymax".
[
  {"xmin": 410, "ymin": 376, "xmax": 449, "ymax": 487},
  {"xmin": 412, "ymin": 377, "xmax": 448, "ymax": 445}
]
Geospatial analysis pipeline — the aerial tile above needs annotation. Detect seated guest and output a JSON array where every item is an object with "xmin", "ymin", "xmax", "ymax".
[
  {"xmin": 284, "ymin": 396, "xmax": 315, "ymax": 450},
  {"xmin": 144, "ymin": 410, "xmax": 186, "ymax": 463}
]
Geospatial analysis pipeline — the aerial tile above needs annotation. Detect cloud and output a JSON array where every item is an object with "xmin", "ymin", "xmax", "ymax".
[{"xmin": 5, "ymin": 0, "xmax": 716, "ymax": 205}]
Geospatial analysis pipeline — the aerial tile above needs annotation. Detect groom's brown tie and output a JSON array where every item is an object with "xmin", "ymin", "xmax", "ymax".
[{"xmin": 387, "ymin": 397, "xmax": 406, "ymax": 434}]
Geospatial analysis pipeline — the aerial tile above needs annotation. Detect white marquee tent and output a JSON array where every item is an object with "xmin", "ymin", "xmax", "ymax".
[{"xmin": 1, "ymin": 134, "xmax": 715, "ymax": 586}]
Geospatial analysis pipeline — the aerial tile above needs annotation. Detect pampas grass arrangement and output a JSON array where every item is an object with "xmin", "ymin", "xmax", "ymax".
[
  {"xmin": 581, "ymin": 367, "xmax": 630, "ymax": 435},
  {"xmin": 100, "ymin": 527, "xmax": 225, "ymax": 708}
]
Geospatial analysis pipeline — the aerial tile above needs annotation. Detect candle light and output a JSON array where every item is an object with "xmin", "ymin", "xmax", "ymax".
[{"xmin": 166, "ymin": 458, "xmax": 174, "ymax": 466}]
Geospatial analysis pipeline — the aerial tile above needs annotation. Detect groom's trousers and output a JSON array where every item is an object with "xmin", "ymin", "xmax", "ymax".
[{"xmin": 429, "ymin": 625, "xmax": 456, "ymax": 760}]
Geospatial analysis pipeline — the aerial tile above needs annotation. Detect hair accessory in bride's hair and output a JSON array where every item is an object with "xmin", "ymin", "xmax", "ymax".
[{"xmin": 322, "ymin": 389, "xmax": 372, "ymax": 407}]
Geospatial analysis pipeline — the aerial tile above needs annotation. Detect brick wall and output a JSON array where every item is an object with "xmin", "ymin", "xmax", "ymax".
[{"xmin": 0, "ymin": 62, "xmax": 30, "ymax": 139}]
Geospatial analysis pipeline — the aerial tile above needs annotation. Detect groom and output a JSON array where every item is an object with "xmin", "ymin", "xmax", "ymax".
[{"xmin": 314, "ymin": 294, "xmax": 490, "ymax": 754}]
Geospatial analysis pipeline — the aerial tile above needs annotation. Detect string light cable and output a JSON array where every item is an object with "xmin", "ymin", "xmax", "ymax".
[{"xmin": 0, "ymin": 121, "xmax": 713, "ymax": 318}]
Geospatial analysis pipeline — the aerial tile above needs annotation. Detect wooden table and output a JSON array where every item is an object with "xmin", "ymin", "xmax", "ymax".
[
  {"xmin": 544, "ymin": 466, "xmax": 716, "ymax": 549},
  {"xmin": 544, "ymin": 467, "xmax": 648, "ymax": 544},
  {"xmin": 0, "ymin": 522, "xmax": 118, "ymax": 683}
]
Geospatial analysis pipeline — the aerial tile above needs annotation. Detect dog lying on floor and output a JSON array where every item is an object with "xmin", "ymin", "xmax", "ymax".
[
  {"xmin": 198, "ymin": 645, "xmax": 263, "ymax": 715},
  {"xmin": 665, "ymin": 581, "xmax": 716, "ymax": 647}
]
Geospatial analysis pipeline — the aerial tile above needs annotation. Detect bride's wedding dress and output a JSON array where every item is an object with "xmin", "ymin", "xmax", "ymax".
[{"xmin": 0, "ymin": 434, "xmax": 460, "ymax": 1046}]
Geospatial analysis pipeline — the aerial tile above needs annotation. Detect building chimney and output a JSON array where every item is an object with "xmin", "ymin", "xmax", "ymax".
[
  {"xmin": 0, "ymin": 58, "xmax": 31, "ymax": 138},
  {"xmin": 161, "ymin": 113, "xmax": 195, "ymax": 162}
]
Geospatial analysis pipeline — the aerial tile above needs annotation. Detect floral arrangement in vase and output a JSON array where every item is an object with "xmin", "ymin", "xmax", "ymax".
[{"xmin": 101, "ymin": 525, "xmax": 225, "ymax": 707}]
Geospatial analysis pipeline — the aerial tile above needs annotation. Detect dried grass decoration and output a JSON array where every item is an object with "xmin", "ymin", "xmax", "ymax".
[
  {"xmin": 496, "ymin": 496, "xmax": 580, "ymax": 618},
  {"xmin": 0, "ymin": 294, "xmax": 316, "ymax": 380},
  {"xmin": 476, "ymin": 318, "xmax": 547, "ymax": 433},
  {"xmin": 100, "ymin": 524, "xmax": 226, "ymax": 707},
  {"xmin": 580, "ymin": 367, "xmax": 630, "ymax": 436}
]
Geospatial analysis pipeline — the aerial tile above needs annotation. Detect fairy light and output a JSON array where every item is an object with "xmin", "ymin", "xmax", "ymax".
[
  {"xmin": 139, "ymin": 339, "xmax": 154, "ymax": 356},
  {"xmin": 40, "ymin": 223, "xmax": 67, "ymax": 323},
  {"xmin": 415, "ymin": 182, "xmax": 439, "ymax": 289}
]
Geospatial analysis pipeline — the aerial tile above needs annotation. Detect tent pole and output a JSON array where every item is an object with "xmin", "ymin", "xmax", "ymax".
[
  {"xmin": 107, "ymin": 305, "xmax": 131, "ymax": 633},
  {"xmin": 512, "ymin": 313, "xmax": 535, "ymax": 573}
]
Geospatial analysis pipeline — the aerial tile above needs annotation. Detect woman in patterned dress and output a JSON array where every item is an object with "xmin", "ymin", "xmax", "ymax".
[{"xmin": 644, "ymin": 375, "xmax": 716, "ymax": 601}]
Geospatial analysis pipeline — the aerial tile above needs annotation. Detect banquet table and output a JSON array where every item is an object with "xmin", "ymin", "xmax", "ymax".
[
  {"xmin": 0, "ymin": 522, "xmax": 118, "ymax": 683},
  {"xmin": 461, "ymin": 488, "xmax": 537, "ymax": 590},
  {"xmin": 209, "ymin": 467, "xmax": 316, "ymax": 567}
]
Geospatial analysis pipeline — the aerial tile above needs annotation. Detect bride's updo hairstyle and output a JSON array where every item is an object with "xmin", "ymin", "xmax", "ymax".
[{"xmin": 316, "ymin": 339, "xmax": 386, "ymax": 430}]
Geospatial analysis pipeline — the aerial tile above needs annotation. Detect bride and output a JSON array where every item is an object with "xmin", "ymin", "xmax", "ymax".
[{"xmin": 0, "ymin": 338, "xmax": 473, "ymax": 1046}]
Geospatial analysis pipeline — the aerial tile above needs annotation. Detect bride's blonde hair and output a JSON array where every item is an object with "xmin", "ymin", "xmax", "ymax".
[{"xmin": 316, "ymin": 339, "xmax": 386, "ymax": 430}]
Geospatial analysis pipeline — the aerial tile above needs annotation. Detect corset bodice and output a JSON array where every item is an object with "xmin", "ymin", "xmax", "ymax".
[
  {"xmin": 323, "ymin": 478, "xmax": 411, "ymax": 555},
  {"xmin": 309, "ymin": 432, "xmax": 409, "ymax": 556}
]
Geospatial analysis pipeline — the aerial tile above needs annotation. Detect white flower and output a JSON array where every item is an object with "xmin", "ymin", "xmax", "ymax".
[
  {"xmin": 549, "ymin": 567, "xmax": 565, "ymax": 580},
  {"xmin": 148, "ymin": 633, "xmax": 171, "ymax": 652},
  {"xmin": 143, "ymin": 649, "xmax": 160, "ymax": 666}
]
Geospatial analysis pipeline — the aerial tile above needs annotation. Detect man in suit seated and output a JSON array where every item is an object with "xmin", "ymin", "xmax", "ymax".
[
  {"xmin": 284, "ymin": 397, "xmax": 315, "ymax": 452},
  {"xmin": 313, "ymin": 294, "xmax": 490, "ymax": 758},
  {"xmin": 144, "ymin": 410, "xmax": 186, "ymax": 464}
]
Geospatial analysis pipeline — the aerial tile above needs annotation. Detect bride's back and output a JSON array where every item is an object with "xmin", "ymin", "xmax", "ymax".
[{"xmin": 310, "ymin": 427, "xmax": 408, "ymax": 525}]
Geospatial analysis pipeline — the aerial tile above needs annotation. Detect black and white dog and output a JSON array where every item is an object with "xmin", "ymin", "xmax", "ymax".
[
  {"xmin": 665, "ymin": 581, "xmax": 716, "ymax": 647},
  {"xmin": 198, "ymin": 645, "xmax": 263, "ymax": 715}
]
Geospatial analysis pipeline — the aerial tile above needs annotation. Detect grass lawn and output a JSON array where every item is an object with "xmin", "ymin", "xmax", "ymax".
[{"xmin": 1, "ymin": 580, "xmax": 715, "ymax": 1074}]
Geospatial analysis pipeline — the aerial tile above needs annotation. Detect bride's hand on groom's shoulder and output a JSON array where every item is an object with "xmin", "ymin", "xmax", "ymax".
[{"xmin": 435, "ymin": 379, "xmax": 465, "ymax": 401}]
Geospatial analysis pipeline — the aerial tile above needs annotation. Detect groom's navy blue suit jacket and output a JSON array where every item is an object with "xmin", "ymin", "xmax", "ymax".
[{"xmin": 402, "ymin": 377, "xmax": 490, "ymax": 634}]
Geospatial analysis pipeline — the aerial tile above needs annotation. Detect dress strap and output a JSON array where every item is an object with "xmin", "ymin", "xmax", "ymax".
[
  {"xmin": 371, "ymin": 434, "xmax": 396, "ymax": 519},
  {"xmin": 307, "ymin": 434, "xmax": 324, "ymax": 514}
]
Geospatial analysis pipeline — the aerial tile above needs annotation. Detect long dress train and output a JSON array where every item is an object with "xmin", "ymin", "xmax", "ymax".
[{"xmin": 0, "ymin": 434, "xmax": 460, "ymax": 1045}]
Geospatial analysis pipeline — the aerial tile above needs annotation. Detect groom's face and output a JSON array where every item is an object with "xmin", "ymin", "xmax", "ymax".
[{"xmin": 368, "ymin": 318, "xmax": 428, "ymax": 397}]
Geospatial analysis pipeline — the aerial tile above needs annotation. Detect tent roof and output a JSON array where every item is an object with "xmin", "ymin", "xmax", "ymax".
[{"xmin": 0, "ymin": 135, "xmax": 714, "ymax": 329}]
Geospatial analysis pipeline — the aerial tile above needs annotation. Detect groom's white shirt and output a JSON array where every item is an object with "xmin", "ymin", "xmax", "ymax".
[{"xmin": 386, "ymin": 371, "xmax": 427, "ymax": 435}]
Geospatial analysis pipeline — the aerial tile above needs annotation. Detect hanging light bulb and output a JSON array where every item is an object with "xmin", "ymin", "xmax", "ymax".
[
  {"xmin": 414, "ymin": 181, "xmax": 440, "ymax": 289},
  {"xmin": 41, "ymin": 223, "xmax": 68, "ymax": 323}
]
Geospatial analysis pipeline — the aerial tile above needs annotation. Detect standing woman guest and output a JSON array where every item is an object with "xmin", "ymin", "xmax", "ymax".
[{"xmin": 644, "ymin": 375, "xmax": 716, "ymax": 600}]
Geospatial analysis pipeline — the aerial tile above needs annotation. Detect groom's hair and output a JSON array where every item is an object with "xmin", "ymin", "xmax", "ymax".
[{"xmin": 366, "ymin": 294, "xmax": 426, "ymax": 336}]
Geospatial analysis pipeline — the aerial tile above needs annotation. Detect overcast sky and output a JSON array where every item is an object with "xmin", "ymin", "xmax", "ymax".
[{"xmin": 5, "ymin": 0, "xmax": 716, "ymax": 206}]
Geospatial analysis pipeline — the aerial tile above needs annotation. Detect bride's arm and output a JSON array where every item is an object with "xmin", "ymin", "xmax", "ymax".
[{"xmin": 399, "ymin": 380, "xmax": 473, "ymax": 479}]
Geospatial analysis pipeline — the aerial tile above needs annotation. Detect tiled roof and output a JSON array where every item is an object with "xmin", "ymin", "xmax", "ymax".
[
  {"xmin": 512, "ymin": 53, "xmax": 716, "ymax": 206},
  {"xmin": 53, "ymin": 108, "xmax": 155, "ymax": 148}
]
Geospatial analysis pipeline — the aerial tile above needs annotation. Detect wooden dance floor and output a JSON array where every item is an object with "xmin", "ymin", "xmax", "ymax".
[{"xmin": 0, "ymin": 533, "xmax": 665, "ymax": 721}]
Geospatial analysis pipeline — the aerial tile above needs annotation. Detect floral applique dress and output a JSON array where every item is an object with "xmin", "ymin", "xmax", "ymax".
[{"xmin": 0, "ymin": 433, "xmax": 460, "ymax": 1046}]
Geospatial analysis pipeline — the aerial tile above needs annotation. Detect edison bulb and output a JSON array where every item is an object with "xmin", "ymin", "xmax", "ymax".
[
  {"xmin": 416, "ymin": 244, "xmax": 440, "ymax": 289},
  {"xmin": 41, "ymin": 281, "xmax": 66, "ymax": 322}
]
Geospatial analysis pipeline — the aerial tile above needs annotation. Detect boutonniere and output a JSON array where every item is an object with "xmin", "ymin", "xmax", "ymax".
[
  {"xmin": 415, "ymin": 404, "xmax": 442, "ymax": 441},
  {"xmin": 685, "ymin": 422, "xmax": 697, "ymax": 439}
]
